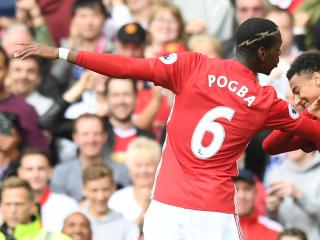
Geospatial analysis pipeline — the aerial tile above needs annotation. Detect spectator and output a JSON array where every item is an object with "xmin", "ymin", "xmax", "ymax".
[
  {"xmin": 0, "ymin": 177, "xmax": 71, "ymax": 239},
  {"xmin": 81, "ymin": 164, "xmax": 139, "ymax": 240},
  {"xmin": 234, "ymin": 169, "xmax": 282, "ymax": 240},
  {"xmin": 187, "ymin": 33, "xmax": 222, "ymax": 58},
  {"xmin": 103, "ymin": 77, "xmax": 154, "ymax": 163},
  {"xmin": 266, "ymin": 150, "xmax": 320, "ymax": 240},
  {"xmin": 51, "ymin": 113, "xmax": 131, "ymax": 201},
  {"xmin": 223, "ymin": 0, "xmax": 268, "ymax": 58},
  {"xmin": 116, "ymin": 22, "xmax": 146, "ymax": 58},
  {"xmin": 171, "ymin": 0, "xmax": 235, "ymax": 42},
  {"xmin": 36, "ymin": 0, "xmax": 75, "ymax": 45},
  {"xmin": 259, "ymin": 7, "xmax": 300, "ymax": 100},
  {"xmin": 6, "ymin": 56, "xmax": 54, "ymax": 116},
  {"xmin": 278, "ymin": 228, "xmax": 308, "ymax": 240},
  {"xmin": 144, "ymin": 2, "xmax": 186, "ymax": 58},
  {"xmin": 1, "ymin": 23, "xmax": 33, "ymax": 57},
  {"xmin": 0, "ymin": 46, "xmax": 49, "ymax": 153},
  {"xmin": 115, "ymin": 22, "xmax": 170, "ymax": 140},
  {"xmin": 15, "ymin": 0, "xmax": 55, "ymax": 46},
  {"xmin": 109, "ymin": 137, "xmax": 161, "ymax": 225},
  {"xmin": 0, "ymin": 112, "xmax": 24, "ymax": 181},
  {"xmin": 63, "ymin": 212, "xmax": 92, "ymax": 240},
  {"xmin": 235, "ymin": 0, "xmax": 267, "ymax": 25},
  {"xmin": 64, "ymin": 70, "xmax": 110, "ymax": 119},
  {"xmin": 126, "ymin": 0, "xmax": 150, "ymax": 28},
  {"xmin": 50, "ymin": 0, "xmax": 111, "ymax": 96},
  {"xmin": 18, "ymin": 148, "xmax": 79, "ymax": 233}
]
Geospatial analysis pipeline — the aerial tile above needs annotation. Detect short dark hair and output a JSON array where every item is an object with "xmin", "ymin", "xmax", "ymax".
[
  {"xmin": 20, "ymin": 147, "xmax": 51, "ymax": 167},
  {"xmin": 236, "ymin": 18, "xmax": 280, "ymax": 56},
  {"xmin": 105, "ymin": 78, "xmax": 138, "ymax": 96},
  {"xmin": 10, "ymin": 56, "xmax": 41, "ymax": 74},
  {"xmin": 73, "ymin": 113, "xmax": 106, "ymax": 133},
  {"xmin": 71, "ymin": 0, "xmax": 109, "ymax": 18},
  {"xmin": 0, "ymin": 46, "xmax": 9, "ymax": 67},
  {"xmin": 277, "ymin": 228, "xmax": 308, "ymax": 240},
  {"xmin": 286, "ymin": 51, "xmax": 320, "ymax": 80}
]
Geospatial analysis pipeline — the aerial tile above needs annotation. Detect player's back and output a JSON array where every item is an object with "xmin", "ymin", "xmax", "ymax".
[{"xmin": 153, "ymin": 55, "xmax": 278, "ymax": 213}]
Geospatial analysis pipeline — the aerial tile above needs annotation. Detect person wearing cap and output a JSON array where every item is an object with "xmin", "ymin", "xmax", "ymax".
[
  {"xmin": 116, "ymin": 22, "xmax": 146, "ymax": 59},
  {"xmin": 234, "ymin": 169, "xmax": 282, "ymax": 240},
  {"xmin": 116, "ymin": 22, "xmax": 170, "ymax": 140}
]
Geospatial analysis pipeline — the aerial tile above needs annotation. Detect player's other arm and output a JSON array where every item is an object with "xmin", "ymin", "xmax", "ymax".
[
  {"xmin": 14, "ymin": 42, "xmax": 156, "ymax": 82},
  {"xmin": 262, "ymin": 130, "xmax": 317, "ymax": 155},
  {"xmin": 263, "ymin": 97, "xmax": 320, "ymax": 154}
]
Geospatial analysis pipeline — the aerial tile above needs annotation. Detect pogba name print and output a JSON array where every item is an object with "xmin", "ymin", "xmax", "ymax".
[{"xmin": 208, "ymin": 75, "xmax": 256, "ymax": 107}]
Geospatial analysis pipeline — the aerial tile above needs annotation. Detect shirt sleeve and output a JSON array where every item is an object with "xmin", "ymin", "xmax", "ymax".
[
  {"xmin": 263, "ymin": 110, "xmax": 318, "ymax": 154},
  {"xmin": 76, "ymin": 51, "xmax": 203, "ymax": 93},
  {"xmin": 262, "ymin": 130, "xmax": 317, "ymax": 155},
  {"xmin": 264, "ymin": 97, "xmax": 320, "ymax": 144}
]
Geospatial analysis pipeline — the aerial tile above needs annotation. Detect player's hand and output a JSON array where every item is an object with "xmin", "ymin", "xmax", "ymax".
[
  {"xmin": 13, "ymin": 42, "xmax": 58, "ymax": 60},
  {"xmin": 307, "ymin": 96, "xmax": 320, "ymax": 119}
]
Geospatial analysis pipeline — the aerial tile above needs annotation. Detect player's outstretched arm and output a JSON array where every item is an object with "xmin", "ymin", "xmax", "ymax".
[
  {"xmin": 13, "ymin": 42, "xmax": 78, "ymax": 63},
  {"xmin": 13, "ymin": 42, "xmax": 158, "ymax": 83}
]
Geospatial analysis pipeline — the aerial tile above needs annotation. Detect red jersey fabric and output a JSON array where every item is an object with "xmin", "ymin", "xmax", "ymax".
[
  {"xmin": 76, "ymin": 51, "xmax": 320, "ymax": 213},
  {"xmin": 240, "ymin": 212, "xmax": 281, "ymax": 240},
  {"xmin": 263, "ymin": 111, "xmax": 319, "ymax": 154}
]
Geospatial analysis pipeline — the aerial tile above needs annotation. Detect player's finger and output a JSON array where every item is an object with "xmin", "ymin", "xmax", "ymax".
[{"xmin": 14, "ymin": 48, "xmax": 32, "ymax": 58}]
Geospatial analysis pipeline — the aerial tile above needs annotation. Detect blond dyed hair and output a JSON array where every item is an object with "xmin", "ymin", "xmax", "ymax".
[
  {"xmin": 188, "ymin": 34, "xmax": 222, "ymax": 57},
  {"xmin": 0, "ymin": 177, "xmax": 34, "ymax": 202},
  {"xmin": 126, "ymin": 137, "xmax": 161, "ymax": 168}
]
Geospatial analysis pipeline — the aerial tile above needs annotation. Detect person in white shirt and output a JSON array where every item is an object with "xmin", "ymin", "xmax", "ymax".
[
  {"xmin": 109, "ymin": 137, "xmax": 161, "ymax": 225},
  {"xmin": 18, "ymin": 148, "xmax": 79, "ymax": 233}
]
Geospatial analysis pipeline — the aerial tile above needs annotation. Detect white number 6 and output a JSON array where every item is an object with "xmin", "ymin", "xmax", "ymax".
[{"xmin": 191, "ymin": 106, "xmax": 235, "ymax": 159}]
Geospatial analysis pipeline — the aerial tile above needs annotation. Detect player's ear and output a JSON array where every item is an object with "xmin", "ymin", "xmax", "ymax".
[
  {"xmin": 312, "ymin": 72, "xmax": 320, "ymax": 87},
  {"xmin": 257, "ymin": 47, "xmax": 266, "ymax": 62}
]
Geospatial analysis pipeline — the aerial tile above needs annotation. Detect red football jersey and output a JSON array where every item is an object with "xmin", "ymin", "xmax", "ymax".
[{"xmin": 76, "ymin": 51, "xmax": 320, "ymax": 214}]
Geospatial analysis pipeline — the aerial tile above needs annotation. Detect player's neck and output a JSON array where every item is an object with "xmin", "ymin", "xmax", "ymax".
[{"xmin": 234, "ymin": 53, "xmax": 256, "ymax": 74}]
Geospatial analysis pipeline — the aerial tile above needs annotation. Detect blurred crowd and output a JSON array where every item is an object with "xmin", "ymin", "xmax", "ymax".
[{"xmin": 0, "ymin": 0, "xmax": 320, "ymax": 239}]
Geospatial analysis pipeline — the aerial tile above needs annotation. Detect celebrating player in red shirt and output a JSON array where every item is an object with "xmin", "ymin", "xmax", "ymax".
[
  {"xmin": 263, "ymin": 51, "xmax": 320, "ymax": 154},
  {"xmin": 14, "ymin": 18, "xmax": 320, "ymax": 240}
]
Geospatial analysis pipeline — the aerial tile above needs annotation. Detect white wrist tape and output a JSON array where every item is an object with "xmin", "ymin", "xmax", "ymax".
[{"xmin": 58, "ymin": 48, "xmax": 70, "ymax": 61}]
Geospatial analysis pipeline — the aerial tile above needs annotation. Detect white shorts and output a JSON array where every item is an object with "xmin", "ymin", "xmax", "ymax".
[{"xmin": 143, "ymin": 200, "xmax": 242, "ymax": 240}]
